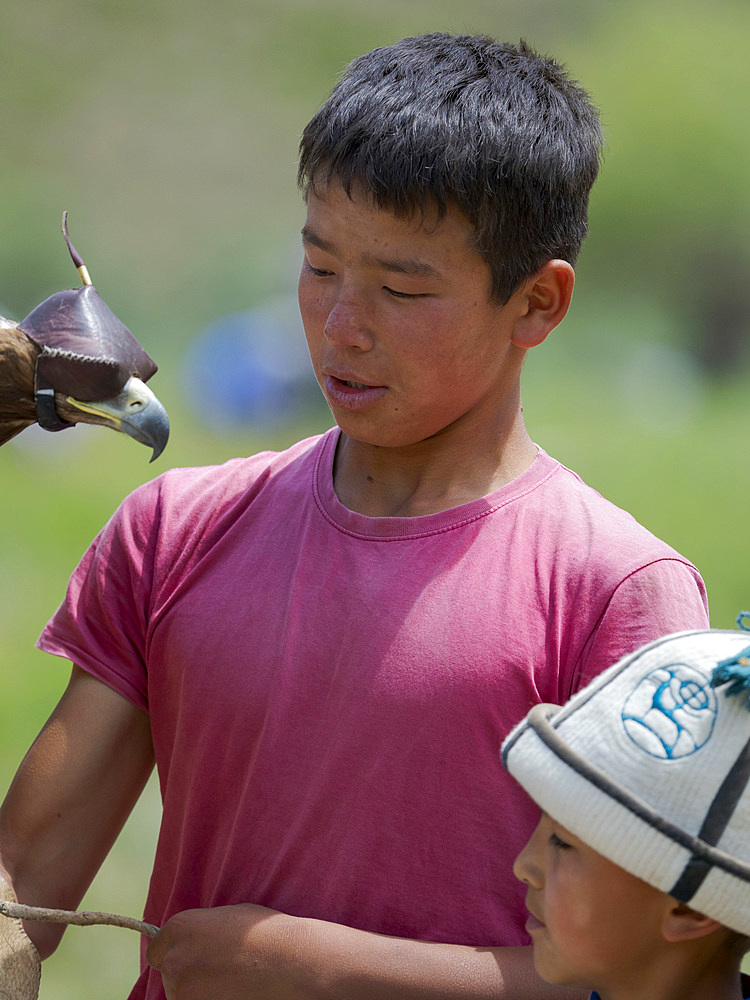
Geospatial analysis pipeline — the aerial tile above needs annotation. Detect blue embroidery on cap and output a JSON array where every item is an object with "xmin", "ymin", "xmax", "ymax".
[
  {"xmin": 621, "ymin": 663, "xmax": 718, "ymax": 759},
  {"xmin": 710, "ymin": 643, "xmax": 750, "ymax": 710}
]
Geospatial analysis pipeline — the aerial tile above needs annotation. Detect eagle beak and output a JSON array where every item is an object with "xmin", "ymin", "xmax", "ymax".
[{"xmin": 66, "ymin": 377, "xmax": 170, "ymax": 462}]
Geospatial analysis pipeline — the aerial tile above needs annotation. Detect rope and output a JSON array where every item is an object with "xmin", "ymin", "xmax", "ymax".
[{"xmin": 0, "ymin": 899, "xmax": 158, "ymax": 938}]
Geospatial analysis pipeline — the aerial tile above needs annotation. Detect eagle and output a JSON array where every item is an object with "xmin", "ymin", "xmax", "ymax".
[{"xmin": 0, "ymin": 214, "xmax": 169, "ymax": 461}]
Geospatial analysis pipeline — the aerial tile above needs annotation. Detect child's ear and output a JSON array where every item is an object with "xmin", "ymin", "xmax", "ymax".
[
  {"xmin": 661, "ymin": 901, "xmax": 725, "ymax": 943},
  {"xmin": 511, "ymin": 260, "xmax": 575, "ymax": 350}
]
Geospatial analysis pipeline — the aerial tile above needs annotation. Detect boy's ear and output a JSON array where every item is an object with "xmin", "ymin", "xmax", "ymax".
[
  {"xmin": 661, "ymin": 901, "xmax": 725, "ymax": 943},
  {"xmin": 510, "ymin": 260, "xmax": 575, "ymax": 350}
]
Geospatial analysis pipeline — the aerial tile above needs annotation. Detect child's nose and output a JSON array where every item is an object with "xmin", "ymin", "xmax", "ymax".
[
  {"xmin": 513, "ymin": 822, "xmax": 545, "ymax": 889},
  {"xmin": 324, "ymin": 296, "xmax": 374, "ymax": 352}
]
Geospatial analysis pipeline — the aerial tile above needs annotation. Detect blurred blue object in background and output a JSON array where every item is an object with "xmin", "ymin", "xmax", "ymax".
[{"xmin": 181, "ymin": 295, "xmax": 317, "ymax": 430}]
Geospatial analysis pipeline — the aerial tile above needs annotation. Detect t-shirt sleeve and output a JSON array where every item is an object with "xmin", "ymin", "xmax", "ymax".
[
  {"xmin": 35, "ymin": 480, "xmax": 162, "ymax": 711},
  {"xmin": 572, "ymin": 557, "xmax": 709, "ymax": 696}
]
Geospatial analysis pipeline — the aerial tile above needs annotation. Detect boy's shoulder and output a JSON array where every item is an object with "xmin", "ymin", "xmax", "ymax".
[
  {"xmin": 126, "ymin": 428, "xmax": 330, "ymax": 522},
  {"xmin": 529, "ymin": 449, "xmax": 693, "ymax": 566},
  {"xmin": 531, "ymin": 451, "xmax": 707, "ymax": 688},
  {"xmin": 94, "ymin": 429, "xmax": 332, "ymax": 576}
]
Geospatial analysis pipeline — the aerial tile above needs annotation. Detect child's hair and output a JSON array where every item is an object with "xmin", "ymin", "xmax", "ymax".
[
  {"xmin": 298, "ymin": 33, "xmax": 603, "ymax": 303},
  {"xmin": 502, "ymin": 621, "xmax": 750, "ymax": 938}
]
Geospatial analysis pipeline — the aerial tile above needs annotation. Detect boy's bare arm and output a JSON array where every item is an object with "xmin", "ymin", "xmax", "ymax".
[
  {"xmin": 147, "ymin": 904, "xmax": 587, "ymax": 1000},
  {"xmin": 0, "ymin": 665, "xmax": 154, "ymax": 958}
]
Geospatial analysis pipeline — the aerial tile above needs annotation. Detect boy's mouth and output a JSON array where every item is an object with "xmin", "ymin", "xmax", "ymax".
[
  {"xmin": 524, "ymin": 895, "xmax": 545, "ymax": 931},
  {"xmin": 326, "ymin": 371, "xmax": 380, "ymax": 389},
  {"xmin": 525, "ymin": 911, "xmax": 545, "ymax": 932},
  {"xmin": 323, "ymin": 374, "xmax": 389, "ymax": 410}
]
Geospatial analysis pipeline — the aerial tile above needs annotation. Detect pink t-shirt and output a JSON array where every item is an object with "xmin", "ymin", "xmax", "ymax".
[{"xmin": 38, "ymin": 430, "xmax": 708, "ymax": 1000}]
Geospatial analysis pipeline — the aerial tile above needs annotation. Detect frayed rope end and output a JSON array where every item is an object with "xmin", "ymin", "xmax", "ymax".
[
  {"xmin": 709, "ymin": 613, "xmax": 750, "ymax": 710},
  {"xmin": 710, "ymin": 614, "xmax": 750, "ymax": 710}
]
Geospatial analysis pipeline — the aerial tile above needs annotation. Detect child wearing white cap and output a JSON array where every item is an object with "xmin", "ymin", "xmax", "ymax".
[{"xmin": 502, "ymin": 618, "xmax": 750, "ymax": 1000}]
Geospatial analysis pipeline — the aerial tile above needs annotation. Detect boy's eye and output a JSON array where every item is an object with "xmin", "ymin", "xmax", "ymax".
[
  {"xmin": 302, "ymin": 254, "xmax": 334, "ymax": 277},
  {"xmin": 305, "ymin": 262, "xmax": 333, "ymax": 278},
  {"xmin": 549, "ymin": 831, "xmax": 572, "ymax": 850},
  {"xmin": 383, "ymin": 286, "xmax": 423, "ymax": 300}
]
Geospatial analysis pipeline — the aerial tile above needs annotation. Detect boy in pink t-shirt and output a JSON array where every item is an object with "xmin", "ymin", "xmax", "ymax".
[{"xmin": 1, "ymin": 33, "xmax": 707, "ymax": 1000}]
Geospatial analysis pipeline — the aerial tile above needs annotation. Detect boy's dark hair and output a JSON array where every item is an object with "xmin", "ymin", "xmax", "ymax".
[{"xmin": 298, "ymin": 33, "xmax": 603, "ymax": 303}]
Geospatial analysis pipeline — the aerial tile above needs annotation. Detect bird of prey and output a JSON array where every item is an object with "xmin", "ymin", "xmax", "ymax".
[{"xmin": 0, "ymin": 214, "xmax": 169, "ymax": 461}]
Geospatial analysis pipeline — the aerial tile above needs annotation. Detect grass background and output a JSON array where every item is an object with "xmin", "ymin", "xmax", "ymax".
[{"xmin": 1, "ymin": 0, "xmax": 749, "ymax": 994}]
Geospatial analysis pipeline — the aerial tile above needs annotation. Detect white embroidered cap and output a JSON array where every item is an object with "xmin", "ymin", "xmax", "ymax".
[{"xmin": 501, "ymin": 621, "xmax": 750, "ymax": 936}]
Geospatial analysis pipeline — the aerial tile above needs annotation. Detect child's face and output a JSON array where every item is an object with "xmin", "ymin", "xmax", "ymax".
[
  {"xmin": 513, "ymin": 813, "xmax": 670, "ymax": 993},
  {"xmin": 298, "ymin": 180, "xmax": 524, "ymax": 450}
]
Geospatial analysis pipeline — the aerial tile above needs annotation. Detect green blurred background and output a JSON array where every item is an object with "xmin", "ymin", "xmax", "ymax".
[{"xmin": 1, "ymin": 0, "xmax": 749, "ymax": 994}]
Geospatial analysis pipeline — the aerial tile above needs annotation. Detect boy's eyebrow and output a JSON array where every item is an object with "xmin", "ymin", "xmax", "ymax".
[
  {"xmin": 301, "ymin": 226, "xmax": 336, "ymax": 255},
  {"xmin": 373, "ymin": 254, "xmax": 441, "ymax": 279},
  {"xmin": 301, "ymin": 226, "xmax": 442, "ymax": 279}
]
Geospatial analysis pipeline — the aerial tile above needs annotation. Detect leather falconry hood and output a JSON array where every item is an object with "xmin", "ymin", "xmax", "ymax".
[{"xmin": 17, "ymin": 213, "xmax": 157, "ymax": 402}]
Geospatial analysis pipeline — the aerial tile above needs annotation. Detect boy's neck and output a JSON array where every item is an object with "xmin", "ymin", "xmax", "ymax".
[
  {"xmin": 331, "ymin": 403, "xmax": 537, "ymax": 518},
  {"xmin": 593, "ymin": 954, "xmax": 745, "ymax": 1000}
]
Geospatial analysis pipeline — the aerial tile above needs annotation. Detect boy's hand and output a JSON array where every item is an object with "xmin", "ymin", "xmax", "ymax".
[{"xmin": 146, "ymin": 903, "xmax": 313, "ymax": 1000}]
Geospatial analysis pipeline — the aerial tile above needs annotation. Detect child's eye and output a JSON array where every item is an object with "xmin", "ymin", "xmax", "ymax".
[
  {"xmin": 383, "ymin": 286, "xmax": 423, "ymax": 300},
  {"xmin": 304, "ymin": 260, "xmax": 333, "ymax": 278},
  {"xmin": 549, "ymin": 831, "xmax": 572, "ymax": 850}
]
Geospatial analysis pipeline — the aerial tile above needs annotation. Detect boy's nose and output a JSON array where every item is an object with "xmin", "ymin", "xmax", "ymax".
[
  {"xmin": 513, "ymin": 822, "xmax": 545, "ymax": 889},
  {"xmin": 513, "ymin": 845, "xmax": 533, "ymax": 886},
  {"xmin": 323, "ymin": 298, "xmax": 374, "ymax": 352}
]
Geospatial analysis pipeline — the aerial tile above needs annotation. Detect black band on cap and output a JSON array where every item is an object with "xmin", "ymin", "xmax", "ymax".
[{"xmin": 669, "ymin": 736, "xmax": 750, "ymax": 902}]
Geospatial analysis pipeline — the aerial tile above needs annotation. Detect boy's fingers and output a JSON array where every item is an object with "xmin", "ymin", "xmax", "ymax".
[{"xmin": 145, "ymin": 923, "xmax": 168, "ymax": 969}]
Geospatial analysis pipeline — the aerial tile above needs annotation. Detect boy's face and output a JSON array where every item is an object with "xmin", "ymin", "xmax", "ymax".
[
  {"xmin": 513, "ymin": 813, "xmax": 670, "ymax": 993},
  {"xmin": 298, "ymin": 181, "xmax": 524, "ymax": 450}
]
